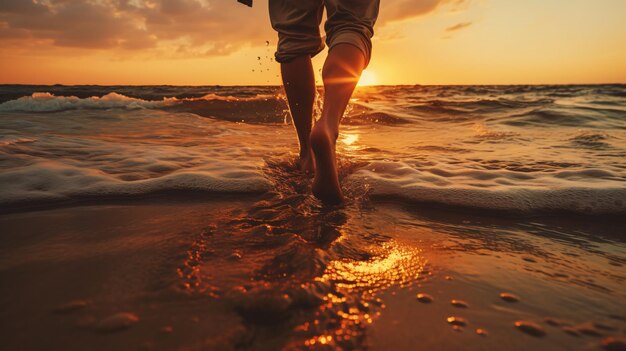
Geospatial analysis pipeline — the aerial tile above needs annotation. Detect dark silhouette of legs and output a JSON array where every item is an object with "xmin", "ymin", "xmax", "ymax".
[
  {"xmin": 280, "ymin": 55, "xmax": 317, "ymax": 174},
  {"xmin": 310, "ymin": 43, "xmax": 366, "ymax": 204}
]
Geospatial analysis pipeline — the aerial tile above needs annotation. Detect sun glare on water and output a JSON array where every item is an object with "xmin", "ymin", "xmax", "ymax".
[{"xmin": 358, "ymin": 70, "xmax": 378, "ymax": 86}]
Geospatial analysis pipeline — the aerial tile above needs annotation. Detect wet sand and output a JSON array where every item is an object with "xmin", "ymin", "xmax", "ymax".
[
  {"xmin": 1, "ymin": 196, "xmax": 624, "ymax": 351},
  {"xmin": 0, "ymin": 200, "xmax": 252, "ymax": 350}
]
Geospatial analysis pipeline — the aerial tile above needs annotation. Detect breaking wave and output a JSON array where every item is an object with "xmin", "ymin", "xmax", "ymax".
[
  {"xmin": 0, "ymin": 92, "xmax": 177, "ymax": 112},
  {"xmin": 351, "ymin": 161, "xmax": 626, "ymax": 215},
  {"xmin": 0, "ymin": 160, "xmax": 270, "ymax": 211}
]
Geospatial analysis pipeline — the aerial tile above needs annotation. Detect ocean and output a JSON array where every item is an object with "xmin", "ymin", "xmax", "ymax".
[{"xmin": 0, "ymin": 84, "xmax": 625, "ymax": 350}]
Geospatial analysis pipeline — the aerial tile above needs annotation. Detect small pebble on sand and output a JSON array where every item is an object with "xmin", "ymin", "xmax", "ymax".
[
  {"xmin": 499, "ymin": 292, "xmax": 519, "ymax": 302},
  {"xmin": 451, "ymin": 299, "xmax": 469, "ymax": 308},
  {"xmin": 514, "ymin": 321, "xmax": 546, "ymax": 337},
  {"xmin": 475, "ymin": 328, "xmax": 488, "ymax": 336},
  {"xmin": 53, "ymin": 299, "xmax": 89, "ymax": 314},
  {"xmin": 601, "ymin": 336, "xmax": 626, "ymax": 351},
  {"xmin": 416, "ymin": 293, "xmax": 433, "ymax": 303},
  {"xmin": 447, "ymin": 317, "xmax": 468, "ymax": 327},
  {"xmin": 96, "ymin": 312, "xmax": 139, "ymax": 332}
]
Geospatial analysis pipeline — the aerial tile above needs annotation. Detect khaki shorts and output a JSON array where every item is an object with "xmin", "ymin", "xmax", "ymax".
[{"xmin": 269, "ymin": 0, "xmax": 379, "ymax": 67}]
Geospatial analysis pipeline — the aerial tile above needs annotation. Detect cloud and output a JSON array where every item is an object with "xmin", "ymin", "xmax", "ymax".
[
  {"xmin": 0, "ymin": 0, "xmax": 273, "ymax": 57},
  {"xmin": 445, "ymin": 21, "xmax": 473, "ymax": 32},
  {"xmin": 0, "ymin": 0, "xmax": 471, "ymax": 58},
  {"xmin": 378, "ymin": 0, "xmax": 468, "ymax": 25}
]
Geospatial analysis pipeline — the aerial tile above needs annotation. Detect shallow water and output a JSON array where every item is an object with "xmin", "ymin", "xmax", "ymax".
[
  {"xmin": 1, "ymin": 84, "xmax": 625, "ymax": 213},
  {"xmin": 0, "ymin": 85, "xmax": 625, "ymax": 350}
]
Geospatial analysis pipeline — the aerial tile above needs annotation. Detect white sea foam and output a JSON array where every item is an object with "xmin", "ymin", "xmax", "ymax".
[
  {"xmin": 351, "ymin": 161, "xmax": 626, "ymax": 214},
  {"xmin": 0, "ymin": 92, "xmax": 280, "ymax": 113},
  {"xmin": 0, "ymin": 161, "xmax": 269, "ymax": 208},
  {"xmin": 0, "ymin": 109, "xmax": 287, "ymax": 209},
  {"xmin": 0, "ymin": 92, "xmax": 181, "ymax": 112}
]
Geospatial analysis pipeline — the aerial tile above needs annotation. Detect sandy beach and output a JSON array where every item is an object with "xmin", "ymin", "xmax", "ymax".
[{"xmin": 1, "ymin": 195, "xmax": 625, "ymax": 350}]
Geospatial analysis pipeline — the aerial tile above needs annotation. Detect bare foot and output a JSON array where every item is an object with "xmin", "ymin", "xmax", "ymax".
[
  {"xmin": 297, "ymin": 149, "xmax": 316, "ymax": 175},
  {"xmin": 310, "ymin": 122, "xmax": 343, "ymax": 204}
]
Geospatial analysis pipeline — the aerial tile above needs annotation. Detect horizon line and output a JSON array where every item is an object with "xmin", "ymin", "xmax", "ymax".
[{"xmin": 1, "ymin": 82, "xmax": 625, "ymax": 87}]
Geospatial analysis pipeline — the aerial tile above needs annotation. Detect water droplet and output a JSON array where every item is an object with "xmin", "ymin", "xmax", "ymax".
[
  {"xmin": 257, "ymin": 56, "xmax": 261, "ymax": 60},
  {"xmin": 514, "ymin": 321, "xmax": 546, "ymax": 337},
  {"xmin": 499, "ymin": 292, "xmax": 519, "ymax": 302},
  {"xmin": 265, "ymin": 40, "xmax": 269, "ymax": 46},
  {"xmin": 451, "ymin": 299, "xmax": 469, "ymax": 308},
  {"xmin": 475, "ymin": 328, "xmax": 488, "ymax": 336},
  {"xmin": 447, "ymin": 316, "xmax": 467, "ymax": 326},
  {"xmin": 416, "ymin": 293, "xmax": 433, "ymax": 303}
]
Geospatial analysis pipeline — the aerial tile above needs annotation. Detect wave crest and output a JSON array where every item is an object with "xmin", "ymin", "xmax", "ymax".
[
  {"xmin": 0, "ymin": 92, "xmax": 179, "ymax": 112},
  {"xmin": 352, "ymin": 161, "xmax": 626, "ymax": 214}
]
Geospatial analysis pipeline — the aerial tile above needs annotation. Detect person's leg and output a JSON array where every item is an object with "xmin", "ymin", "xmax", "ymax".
[
  {"xmin": 309, "ymin": 0, "xmax": 378, "ymax": 203},
  {"xmin": 281, "ymin": 55, "xmax": 316, "ymax": 173},
  {"xmin": 268, "ymin": 0, "xmax": 324, "ymax": 173},
  {"xmin": 310, "ymin": 43, "xmax": 366, "ymax": 203}
]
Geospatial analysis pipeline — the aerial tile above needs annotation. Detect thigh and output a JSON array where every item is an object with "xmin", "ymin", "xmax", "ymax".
[
  {"xmin": 269, "ymin": 0, "xmax": 325, "ymax": 62},
  {"xmin": 324, "ymin": 0, "xmax": 380, "ymax": 30},
  {"xmin": 324, "ymin": 0, "xmax": 380, "ymax": 65}
]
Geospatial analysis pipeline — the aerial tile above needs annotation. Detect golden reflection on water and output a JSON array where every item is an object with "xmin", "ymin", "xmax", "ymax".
[
  {"xmin": 340, "ymin": 132, "xmax": 359, "ymax": 147},
  {"xmin": 302, "ymin": 240, "xmax": 427, "ymax": 348}
]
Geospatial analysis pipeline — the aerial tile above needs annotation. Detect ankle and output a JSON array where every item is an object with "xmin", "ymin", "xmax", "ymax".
[{"xmin": 313, "ymin": 121, "xmax": 339, "ymax": 141}]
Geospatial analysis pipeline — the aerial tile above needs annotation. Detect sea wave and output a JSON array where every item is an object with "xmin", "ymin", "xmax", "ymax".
[
  {"xmin": 351, "ymin": 161, "xmax": 626, "ymax": 214},
  {"xmin": 0, "ymin": 161, "xmax": 270, "ymax": 211},
  {"xmin": 343, "ymin": 111, "xmax": 410, "ymax": 125},
  {"xmin": 0, "ymin": 92, "xmax": 177, "ymax": 112},
  {"xmin": 1, "ymin": 85, "xmax": 625, "ymax": 215},
  {"xmin": 164, "ymin": 94, "xmax": 289, "ymax": 124},
  {"xmin": 0, "ymin": 91, "xmax": 414, "ymax": 125},
  {"xmin": 409, "ymin": 97, "xmax": 554, "ymax": 115},
  {"xmin": 0, "ymin": 91, "xmax": 284, "ymax": 114}
]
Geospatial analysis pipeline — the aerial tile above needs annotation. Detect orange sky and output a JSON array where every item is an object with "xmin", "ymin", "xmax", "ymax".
[{"xmin": 1, "ymin": 0, "xmax": 625, "ymax": 85}]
